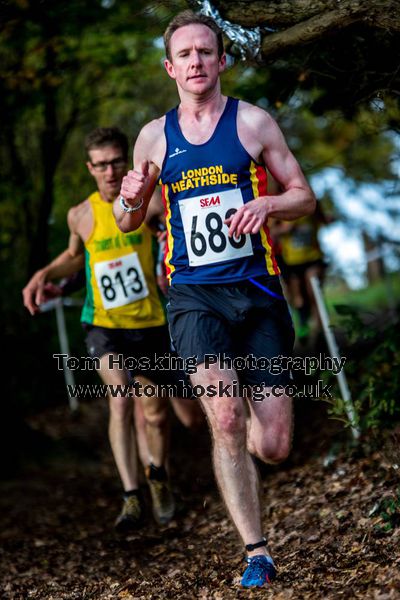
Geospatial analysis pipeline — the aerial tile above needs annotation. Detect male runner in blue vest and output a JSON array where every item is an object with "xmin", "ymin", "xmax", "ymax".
[{"xmin": 113, "ymin": 11, "xmax": 315, "ymax": 587}]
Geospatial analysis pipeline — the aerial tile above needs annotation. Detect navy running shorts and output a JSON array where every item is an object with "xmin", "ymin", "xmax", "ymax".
[{"xmin": 167, "ymin": 275, "xmax": 295, "ymax": 386}]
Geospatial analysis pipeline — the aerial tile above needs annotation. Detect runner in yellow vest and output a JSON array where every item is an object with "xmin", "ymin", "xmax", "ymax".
[
  {"xmin": 270, "ymin": 209, "xmax": 328, "ymax": 342},
  {"xmin": 22, "ymin": 127, "xmax": 202, "ymax": 531},
  {"xmin": 82, "ymin": 190, "xmax": 165, "ymax": 329},
  {"xmin": 279, "ymin": 215, "xmax": 323, "ymax": 266}
]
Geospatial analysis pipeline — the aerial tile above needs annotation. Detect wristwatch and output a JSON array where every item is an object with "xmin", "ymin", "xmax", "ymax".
[{"xmin": 119, "ymin": 195, "xmax": 144, "ymax": 213}]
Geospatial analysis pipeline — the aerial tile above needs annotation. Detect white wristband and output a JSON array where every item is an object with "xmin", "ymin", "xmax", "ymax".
[{"xmin": 119, "ymin": 195, "xmax": 144, "ymax": 213}]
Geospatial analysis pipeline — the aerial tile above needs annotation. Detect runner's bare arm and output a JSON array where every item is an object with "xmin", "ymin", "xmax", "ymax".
[
  {"xmin": 227, "ymin": 105, "xmax": 316, "ymax": 237},
  {"xmin": 113, "ymin": 122, "xmax": 162, "ymax": 233},
  {"xmin": 22, "ymin": 248, "xmax": 85, "ymax": 315},
  {"xmin": 22, "ymin": 208, "xmax": 85, "ymax": 315},
  {"xmin": 261, "ymin": 113, "xmax": 315, "ymax": 218}
]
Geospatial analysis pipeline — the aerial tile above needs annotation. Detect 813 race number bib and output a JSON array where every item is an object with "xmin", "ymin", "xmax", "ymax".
[
  {"xmin": 178, "ymin": 188, "xmax": 253, "ymax": 267},
  {"xmin": 94, "ymin": 252, "xmax": 149, "ymax": 310}
]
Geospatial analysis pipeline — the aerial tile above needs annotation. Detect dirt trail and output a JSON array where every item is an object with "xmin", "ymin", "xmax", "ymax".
[{"xmin": 1, "ymin": 399, "xmax": 399, "ymax": 599}]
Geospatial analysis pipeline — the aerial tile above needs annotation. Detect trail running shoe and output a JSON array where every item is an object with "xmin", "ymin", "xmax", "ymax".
[
  {"xmin": 114, "ymin": 495, "xmax": 144, "ymax": 533},
  {"xmin": 147, "ymin": 478, "xmax": 175, "ymax": 525},
  {"xmin": 241, "ymin": 555, "xmax": 277, "ymax": 588}
]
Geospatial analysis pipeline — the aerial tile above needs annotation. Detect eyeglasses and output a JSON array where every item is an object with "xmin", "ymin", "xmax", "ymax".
[{"xmin": 90, "ymin": 158, "xmax": 127, "ymax": 172}]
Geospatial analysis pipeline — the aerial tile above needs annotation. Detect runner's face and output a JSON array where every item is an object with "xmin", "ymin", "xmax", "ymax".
[
  {"xmin": 86, "ymin": 145, "xmax": 127, "ymax": 202},
  {"xmin": 164, "ymin": 24, "xmax": 226, "ymax": 96}
]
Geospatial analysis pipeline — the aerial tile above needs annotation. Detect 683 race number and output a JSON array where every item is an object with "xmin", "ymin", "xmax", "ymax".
[
  {"xmin": 179, "ymin": 188, "xmax": 254, "ymax": 267},
  {"xmin": 190, "ymin": 208, "xmax": 247, "ymax": 256}
]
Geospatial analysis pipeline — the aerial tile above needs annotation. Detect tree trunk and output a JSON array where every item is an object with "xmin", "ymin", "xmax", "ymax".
[{"xmin": 29, "ymin": 43, "xmax": 60, "ymax": 275}]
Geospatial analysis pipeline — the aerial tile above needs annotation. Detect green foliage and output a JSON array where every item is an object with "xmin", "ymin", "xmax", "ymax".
[
  {"xmin": 326, "ymin": 275, "xmax": 400, "ymax": 319},
  {"xmin": 0, "ymin": 0, "xmax": 180, "ymax": 279},
  {"xmin": 371, "ymin": 488, "xmax": 400, "ymax": 534},
  {"xmin": 233, "ymin": 71, "xmax": 398, "ymax": 185},
  {"xmin": 330, "ymin": 305, "xmax": 400, "ymax": 431}
]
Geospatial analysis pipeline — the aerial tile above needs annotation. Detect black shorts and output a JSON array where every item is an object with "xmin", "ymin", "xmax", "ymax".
[
  {"xmin": 82, "ymin": 323, "xmax": 188, "ymax": 389},
  {"xmin": 167, "ymin": 276, "xmax": 294, "ymax": 386}
]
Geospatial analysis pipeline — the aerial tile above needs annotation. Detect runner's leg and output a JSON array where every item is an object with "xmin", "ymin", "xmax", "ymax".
[
  {"xmin": 98, "ymin": 353, "xmax": 139, "ymax": 491},
  {"xmin": 191, "ymin": 363, "xmax": 268, "ymax": 556},
  {"xmin": 304, "ymin": 262, "xmax": 325, "ymax": 332},
  {"xmin": 133, "ymin": 387, "xmax": 150, "ymax": 469},
  {"xmin": 170, "ymin": 396, "xmax": 205, "ymax": 429},
  {"xmin": 133, "ymin": 374, "xmax": 175, "ymax": 525},
  {"xmin": 134, "ymin": 374, "xmax": 169, "ymax": 468},
  {"xmin": 246, "ymin": 389, "xmax": 293, "ymax": 464}
]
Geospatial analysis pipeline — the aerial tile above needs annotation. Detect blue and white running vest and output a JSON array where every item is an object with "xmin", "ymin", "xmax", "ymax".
[{"xmin": 159, "ymin": 97, "xmax": 280, "ymax": 284}]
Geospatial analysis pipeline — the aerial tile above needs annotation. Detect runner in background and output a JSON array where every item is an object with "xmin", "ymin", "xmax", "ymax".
[
  {"xmin": 270, "ymin": 202, "xmax": 330, "ymax": 345},
  {"xmin": 23, "ymin": 127, "xmax": 202, "ymax": 532}
]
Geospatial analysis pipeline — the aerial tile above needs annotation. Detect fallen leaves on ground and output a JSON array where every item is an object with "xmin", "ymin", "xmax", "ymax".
[{"xmin": 0, "ymin": 399, "xmax": 399, "ymax": 599}]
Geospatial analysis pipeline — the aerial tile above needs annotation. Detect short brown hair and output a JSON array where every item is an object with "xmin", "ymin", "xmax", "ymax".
[
  {"xmin": 85, "ymin": 127, "xmax": 128, "ymax": 161},
  {"xmin": 164, "ymin": 10, "xmax": 224, "ymax": 62}
]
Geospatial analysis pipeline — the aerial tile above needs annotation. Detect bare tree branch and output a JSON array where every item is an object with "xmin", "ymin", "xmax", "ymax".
[
  {"xmin": 214, "ymin": 0, "xmax": 400, "ymax": 33},
  {"xmin": 214, "ymin": 0, "xmax": 343, "ymax": 28},
  {"xmin": 260, "ymin": 1, "xmax": 368, "ymax": 58}
]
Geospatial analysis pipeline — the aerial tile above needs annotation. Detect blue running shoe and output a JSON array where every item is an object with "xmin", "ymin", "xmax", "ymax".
[{"xmin": 241, "ymin": 555, "xmax": 277, "ymax": 588}]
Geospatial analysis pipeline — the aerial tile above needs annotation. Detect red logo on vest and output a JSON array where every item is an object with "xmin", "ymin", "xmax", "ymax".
[
  {"xmin": 108, "ymin": 260, "xmax": 122, "ymax": 269},
  {"xmin": 200, "ymin": 196, "xmax": 220, "ymax": 208}
]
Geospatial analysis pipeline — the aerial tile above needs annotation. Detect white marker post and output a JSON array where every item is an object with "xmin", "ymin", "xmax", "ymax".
[
  {"xmin": 310, "ymin": 276, "xmax": 360, "ymax": 440},
  {"xmin": 40, "ymin": 297, "xmax": 83, "ymax": 412}
]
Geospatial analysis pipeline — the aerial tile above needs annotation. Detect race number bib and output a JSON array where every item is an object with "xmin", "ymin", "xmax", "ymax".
[
  {"xmin": 178, "ymin": 188, "xmax": 253, "ymax": 267},
  {"xmin": 94, "ymin": 252, "xmax": 149, "ymax": 310}
]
